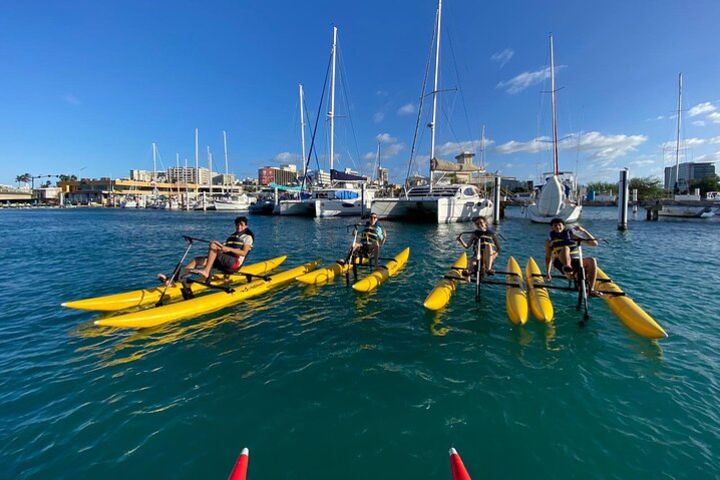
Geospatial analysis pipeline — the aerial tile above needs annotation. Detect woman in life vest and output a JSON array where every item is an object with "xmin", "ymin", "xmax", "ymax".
[
  {"xmin": 347, "ymin": 213, "xmax": 385, "ymax": 266},
  {"xmin": 457, "ymin": 216, "xmax": 501, "ymax": 276}
]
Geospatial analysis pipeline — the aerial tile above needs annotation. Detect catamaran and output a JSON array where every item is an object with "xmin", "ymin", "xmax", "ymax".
[
  {"xmin": 370, "ymin": 0, "xmax": 493, "ymax": 223},
  {"xmin": 526, "ymin": 35, "xmax": 582, "ymax": 224},
  {"xmin": 659, "ymin": 73, "xmax": 714, "ymax": 219}
]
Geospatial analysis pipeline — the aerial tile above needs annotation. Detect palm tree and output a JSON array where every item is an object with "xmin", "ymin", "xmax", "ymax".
[{"xmin": 15, "ymin": 173, "xmax": 31, "ymax": 186}]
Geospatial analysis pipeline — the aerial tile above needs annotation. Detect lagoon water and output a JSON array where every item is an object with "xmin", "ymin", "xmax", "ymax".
[{"xmin": 0, "ymin": 207, "xmax": 718, "ymax": 478}]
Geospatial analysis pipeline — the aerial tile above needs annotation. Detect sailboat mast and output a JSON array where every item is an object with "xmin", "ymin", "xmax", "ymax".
[
  {"xmin": 430, "ymin": 0, "xmax": 442, "ymax": 167},
  {"xmin": 152, "ymin": 142, "xmax": 157, "ymax": 181},
  {"xmin": 176, "ymin": 153, "xmax": 180, "ymax": 199},
  {"xmin": 194, "ymin": 128, "xmax": 199, "ymax": 193},
  {"xmin": 480, "ymin": 125, "xmax": 486, "ymax": 169},
  {"xmin": 329, "ymin": 26, "xmax": 337, "ymax": 173},
  {"xmin": 299, "ymin": 83, "xmax": 307, "ymax": 179},
  {"xmin": 207, "ymin": 146, "xmax": 213, "ymax": 196},
  {"xmin": 223, "ymin": 130, "xmax": 229, "ymax": 193},
  {"xmin": 550, "ymin": 34, "xmax": 560, "ymax": 176},
  {"xmin": 674, "ymin": 72, "xmax": 683, "ymax": 193}
]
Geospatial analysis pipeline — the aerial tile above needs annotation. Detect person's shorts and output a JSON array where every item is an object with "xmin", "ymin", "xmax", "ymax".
[
  {"xmin": 553, "ymin": 258, "xmax": 581, "ymax": 273},
  {"xmin": 214, "ymin": 252, "xmax": 243, "ymax": 273}
]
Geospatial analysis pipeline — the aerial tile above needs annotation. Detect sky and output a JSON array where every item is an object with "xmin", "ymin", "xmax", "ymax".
[{"xmin": 1, "ymin": 0, "xmax": 720, "ymax": 186}]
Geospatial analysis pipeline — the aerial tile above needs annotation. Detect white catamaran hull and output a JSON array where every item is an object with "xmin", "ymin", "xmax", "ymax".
[
  {"xmin": 371, "ymin": 197, "xmax": 492, "ymax": 223},
  {"xmin": 658, "ymin": 205, "xmax": 714, "ymax": 218},
  {"xmin": 315, "ymin": 198, "xmax": 372, "ymax": 217},
  {"xmin": 214, "ymin": 198, "xmax": 252, "ymax": 211},
  {"xmin": 277, "ymin": 199, "xmax": 315, "ymax": 216},
  {"xmin": 527, "ymin": 203, "xmax": 582, "ymax": 223}
]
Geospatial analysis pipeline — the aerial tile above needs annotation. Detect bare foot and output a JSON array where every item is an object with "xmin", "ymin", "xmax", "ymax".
[
  {"xmin": 157, "ymin": 274, "xmax": 174, "ymax": 287},
  {"xmin": 190, "ymin": 269, "xmax": 210, "ymax": 280}
]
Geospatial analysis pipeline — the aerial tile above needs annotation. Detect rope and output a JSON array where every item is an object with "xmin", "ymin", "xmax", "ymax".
[{"xmin": 301, "ymin": 53, "xmax": 332, "ymax": 192}]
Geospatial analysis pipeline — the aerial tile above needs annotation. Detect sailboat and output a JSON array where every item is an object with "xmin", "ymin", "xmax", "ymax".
[
  {"xmin": 313, "ymin": 27, "xmax": 375, "ymax": 218},
  {"xmin": 213, "ymin": 131, "xmax": 252, "ymax": 211},
  {"xmin": 277, "ymin": 83, "xmax": 318, "ymax": 216},
  {"xmin": 370, "ymin": 0, "xmax": 493, "ymax": 223},
  {"xmin": 658, "ymin": 73, "xmax": 714, "ymax": 219},
  {"xmin": 526, "ymin": 35, "xmax": 582, "ymax": 224}
]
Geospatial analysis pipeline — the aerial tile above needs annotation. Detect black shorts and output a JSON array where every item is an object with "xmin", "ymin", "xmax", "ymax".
[
  {"xmin": 213, "ymin": 252, "xmax": 242, "ymax": 272},
  {"xmin": 553, "ymin": 258, "xmax": 581, "ymax": 273}
]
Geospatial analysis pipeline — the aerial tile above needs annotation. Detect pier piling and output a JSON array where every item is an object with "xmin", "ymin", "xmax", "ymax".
[
  {"xmin": 492, "ymin": 176, "xmax": 501, "ymax": 225},
  {"xmin": 618, "ymin": 169, "xmax": 629, "ymax": 230}
]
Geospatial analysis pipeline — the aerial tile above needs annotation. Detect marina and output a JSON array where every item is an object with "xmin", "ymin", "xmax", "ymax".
[{"xmin": 2, "ymin": 0, "xmax": 720, "ymax": 478}]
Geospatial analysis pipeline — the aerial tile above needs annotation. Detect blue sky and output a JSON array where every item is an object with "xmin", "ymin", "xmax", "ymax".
[{"xmin": 2, "ymin": 0, "xmax": 720, "ymax": 186}]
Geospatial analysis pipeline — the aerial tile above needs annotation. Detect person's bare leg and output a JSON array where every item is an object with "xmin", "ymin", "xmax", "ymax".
[
  {"xmin": 585, "ymin": 258, "xmax": 601, "ymax": 295},
  {"xmin": 488, "ymin": 249, "xmax": 497, "ymax": 273},
  {"xmin": 192, "ymin": 244, "xmax": 221, "ymax": 279}
]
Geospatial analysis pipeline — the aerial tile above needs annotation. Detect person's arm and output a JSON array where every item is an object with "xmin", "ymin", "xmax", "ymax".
[
  {"xmin": 544, "ymin": 240, "xmax": 553, "ymax": 280},
  {"xmin": 223, "ymin": 237, "xmax": 253, "ymax": 258},
  {"xmin": 456, "ymin": 233, "xmax": 469, "ymax": 249},
  {"xmin": 573, "ymin": 226, "xmax": 598, "ymax": 247},
  {"xmin": 492, "ymin": 233, "xmax": 501, "ymax": 254}
]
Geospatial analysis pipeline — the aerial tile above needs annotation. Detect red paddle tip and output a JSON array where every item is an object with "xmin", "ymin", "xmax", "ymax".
[
  {"xmin": 228, "ymin": 448, "xmax": 249, "ymax": 480},
  {"xmin": 449, "ymin": 448, "xmax": 471, "ymax": 480}
]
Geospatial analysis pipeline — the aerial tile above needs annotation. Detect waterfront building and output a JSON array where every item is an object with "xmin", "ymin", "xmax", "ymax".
[
  {"xmin": 258, "ymin": 165, "xmax": 299, "ymax": 186},
  {"xmin": 166, "ymin": 167, "xmax": 212, "ymax": 185},
  {"xmin": 130, "ymin": 169, "xmax": 152, "ymax": 182},
  {"xmin": 377, "ymin": 167, "xmax": 389, "ymax": 186},
  {"xmin": 664, "ymin": 162, "xmax": 716, "ymax": 191}
]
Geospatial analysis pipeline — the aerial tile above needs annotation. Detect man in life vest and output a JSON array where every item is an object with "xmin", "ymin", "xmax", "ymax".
[
  {"xmin": 347, "ymin": 213, "xmax": 385, "ymax": 266},
  {"xmin": 544, "ymin": 218, "xmax": 603, "ymax": 297},
  {"xmin": 457, "ymin": 216, "xmax": 501, "ymax": 276},
  {"xmin": 160, "ymin": 216, "xmax": 254, "ymax": 284}
]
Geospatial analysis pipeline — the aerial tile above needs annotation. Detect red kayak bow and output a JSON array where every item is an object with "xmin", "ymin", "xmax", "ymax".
[
  {"xmin": 449, "ymin": 448, "xmax": 471, "ymax": 480},
  {"xmin": 228, "ymin": 447, "xmax": 249, "ymax": 480}
]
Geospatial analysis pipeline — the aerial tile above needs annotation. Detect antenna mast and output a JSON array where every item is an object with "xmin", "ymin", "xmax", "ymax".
[
  {"xmin": 550, "ymin": 34, "xmax": 560, "ymax": 176},
  {"xmin": 429, "ymin": 0, "xmax": 443, "ymax": 187},
  {"xmin": 223, "ymin": 130, "xmax": 229, "ymax": 193},
  {"xmin": 674, "ymin": 72, "xmax": 683, "ymax": 194},
  {"xmin": 329, "ymin": 26, "xmax": 338, "ymax": 173},
  {"xmin": 299, "ymin": 83, "xmax": 307, "ymax": 180}
]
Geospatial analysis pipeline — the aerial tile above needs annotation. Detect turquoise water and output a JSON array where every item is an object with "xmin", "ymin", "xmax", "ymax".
[{"xmin": 1, "ymin": 208, "xmax": 718, "ymax": 478}]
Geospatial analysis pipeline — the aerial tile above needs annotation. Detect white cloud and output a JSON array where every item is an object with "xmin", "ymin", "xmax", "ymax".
[
  {"xmin": 373, "ymin": 111, "xmax": 385, "ymax": 123},
  {"xmin": 696, "ymin": 151, "xmax": 720, "ymax": 162},
  {"xmin": 688, "ymin": 102, "xmax": 716, "ymax": 117},
  {"xmin": 376, "ymin": 90, "xmax": 388, "ymax": 97},
  {"xmin": 62, "ymin": 94, "xmax": 80, "ymax": 105},
  {"xmin": 497, "ymin": 65, "xmax": 565, "ymax": 94},
  {"xmin": 435, "ymin": 138, "xmax": 495, "ymax": 158},
  {"xmin": 707, "ymin": 112, "xmax": 720, "ymax": 124},
  {"xmin": 693, "ymin": 120, "xmax": 706, "ymax": 127},
  {"xmin": 496, "ymin": 131, "xmax": 647, "ymax": 160},
  {"xmin": 661, "ymin": 136, "xmax": 720, "ymax": 150},
  {"xmin": 272, "ymin": 152, "xmax": 301, "ymax": 163},
  {"xmin": 490, "ymin": 48, "xmax": 514, "ymax": 68},
  {"xmin": 376, "ymin": 133, "xmax": 397, "ymax": 144},
  {"xmin": 397, "ymin": 103, "xmax": 416, "ymax": 116},
  {"xmin": 363, "ymin": 133, "xmax": 405, "ymax": 160}
]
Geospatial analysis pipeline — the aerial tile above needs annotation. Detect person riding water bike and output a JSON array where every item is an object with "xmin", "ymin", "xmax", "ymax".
[
  {"xmin": 544, "ymin": 218, "xmax": 603, "ymax": 297},
  {"xmin": 346, "ymin": 213, "xmax": 385, "ymax": 266},
  {"xmin": 159, "ymin": 216, "xmax": 254, "ymax": 285},
  {"xmin": 457, "ymin": 216, "xmax": 501, "ymax": 277}
]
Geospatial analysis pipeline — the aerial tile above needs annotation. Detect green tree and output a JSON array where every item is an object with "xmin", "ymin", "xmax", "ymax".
[
  {"xmin": 15, "ymin": 173, "xmax": 31, "ymax": 185},
  {"xmin": 629, "ymin": 176, "xmax": 664, "ymax": 201},
  {"xmin": 586, "ymin": 181, "xmax": 617, "ymax": 194},
  {"xmin": 688, "ymin": 175, "xmax": 720, "ymax": 195}
]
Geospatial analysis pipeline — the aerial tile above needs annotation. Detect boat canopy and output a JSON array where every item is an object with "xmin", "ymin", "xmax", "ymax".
[
  {"xmin": 430, "ymin": 158, "xmax": 485, "ymax": 172},
  {"xmin": 333, "ymin": 190, "xmax": 359, "ymax": 200},
  {"xmin": 269, "ymin": 182, "xmax": 302, "ymax": 192},
  {"xmin": 330, "ymin": 169, "xmax": 366, "ymax": 182}
]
